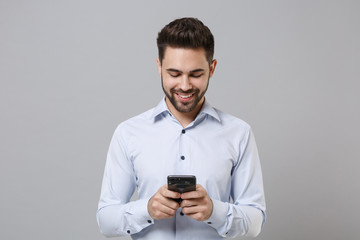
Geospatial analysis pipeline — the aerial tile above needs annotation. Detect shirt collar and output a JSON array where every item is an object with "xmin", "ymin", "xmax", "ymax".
[
  {"xmin": 199, "ymin": 99, "xmax": 221, "ymax": 123},
  {"xmin": 151, "ymin": 97, "xmax": 170, "ymax": 119},
  {"xmin": 151, "ymin": 97, "xmax": 221, "ymax": 123}
]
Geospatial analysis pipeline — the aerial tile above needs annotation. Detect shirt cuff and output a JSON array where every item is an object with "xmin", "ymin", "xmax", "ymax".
[
  {"xmin": 203, "ymin": 199, "xmax": 228, "ymax": 236},
  {"xmin": 126, "ymin": 198, "xmax": 154, "ymax": 234}
]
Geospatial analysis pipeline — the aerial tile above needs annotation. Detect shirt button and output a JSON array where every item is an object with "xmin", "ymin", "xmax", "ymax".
[
  {"xmin": 207, "ymin": 222, "xmax": 212, "ymax": 224},
  {"xmin": 180, "ymin": 156, "xmax": 185, "ymax": 160},
  {"xmin": 127, "ymin": 230, "xmax": 130, "ymax": 234},
  {"xmin": 180, "ymin": 212, "xmax": 184, "ymax": 216},
  {"xmin": 147, "ymin": 220, "xmax": 152, "ymax": 223},
  {"xmin": 182, "ymin": 129, "xmax": 186, "ymax": 134}
]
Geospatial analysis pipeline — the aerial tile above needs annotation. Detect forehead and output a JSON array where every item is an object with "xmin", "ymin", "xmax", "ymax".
[{"xmin": 162, "ymin": 47, "xmax": 208, "ymax": 70}]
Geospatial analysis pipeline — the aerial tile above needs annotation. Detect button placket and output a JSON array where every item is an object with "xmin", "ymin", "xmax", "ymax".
[
  {"xmin": 180, "ymin": 129, "xmax": 186, "ymax": 160},
  {"xmin": 178, "ymin": 128, "xmax": 188, "ymax": 172}
]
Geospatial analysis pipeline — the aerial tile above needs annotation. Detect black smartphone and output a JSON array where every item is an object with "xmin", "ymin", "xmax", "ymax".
[{"xmin": 167, "ymin": 175, "xmax": 196, "ymax": 203}]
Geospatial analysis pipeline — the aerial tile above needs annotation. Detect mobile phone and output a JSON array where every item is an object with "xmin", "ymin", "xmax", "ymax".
[{"xmin": 167, "ymin": 175, "xmax": 196, "ymax": 203}]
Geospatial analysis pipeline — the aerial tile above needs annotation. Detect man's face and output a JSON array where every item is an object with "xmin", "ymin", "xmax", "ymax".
[{"xmin": 157, "ymin": 47, "xmax": 216, "ymax": 114}]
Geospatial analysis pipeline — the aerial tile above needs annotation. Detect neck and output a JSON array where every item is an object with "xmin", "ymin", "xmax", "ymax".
[{"xmin": 165, "ymin": 97, "xmax": 204, "ymax": 128}]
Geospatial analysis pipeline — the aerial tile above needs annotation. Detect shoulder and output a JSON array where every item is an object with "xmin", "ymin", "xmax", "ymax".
[
  {"xmin": 113, "ymin": 107, "xmax": 155, "ymax": 136},
  {"xmin": 214, "ymin": 108, "xmax": 251, "ymax": 131}
]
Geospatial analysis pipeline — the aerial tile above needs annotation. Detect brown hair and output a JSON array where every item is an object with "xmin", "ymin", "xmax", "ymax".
[{"xmin": 157, "ymin": 17, "xmax": 214, "ymax": 64}]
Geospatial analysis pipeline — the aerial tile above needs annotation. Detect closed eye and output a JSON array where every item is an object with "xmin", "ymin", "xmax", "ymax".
[
  {"xmin": 191, "ymin": 74, "xmax": 203, "ymax": 78},
  {"xmin": 166, "ymin": 69, "xmax": 182, "ymax": 78},
  {"xmin": 169, "ymin": 73, "xmax": 181, "ymax": 78}
]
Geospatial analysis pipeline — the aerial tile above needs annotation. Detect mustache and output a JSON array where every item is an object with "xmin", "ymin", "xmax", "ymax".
[{"xmin": 170, "ymin": 89, "xmax": 199, "ymax": 94}]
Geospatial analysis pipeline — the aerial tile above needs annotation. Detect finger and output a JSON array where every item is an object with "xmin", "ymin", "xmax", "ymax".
[
  {"xmin": 161, "ymin": 185, "xmax": 181, "ymax": 199},
  {"xmin": 182, "ymin": 205, "xmax": 211, "ymax": 222},
  {"xmin": 194, "ymin": 184, "xmax": 204, "ymax": 192},
  {"xmin": 181, "ymin": 184, "xmax": 205, "ymax": 199},
  {"xmin": 180, "ymin": 199, "xmax": 197, "ymax": 208},
  {"xmin": 148, "ymin": 195, "xmax": 179, "ymax": 219},
  {"xmin": 163, "ymin": 197, "xmax": 180, "ymax": 210},
  {"xmin": 183, "ymin": 212, "xmax": 206, "ymax": 221},
  {"xmin": 181, "ymin": 205, "xmax": 206, "ymax": 215},
  {"xmin": 154, "ymin": 201, "xmax": 178, "ymax": 216},
  {"xmin": 151, "ymin": 206, "xmax": 176, "ymax": 219},
  {"xmin": 181, "ymin": 191, "xmax": 203, "ymax": 200},
  {"xmin": 154, "ymin": 192, "xmax": 179, "ymax": 210}
]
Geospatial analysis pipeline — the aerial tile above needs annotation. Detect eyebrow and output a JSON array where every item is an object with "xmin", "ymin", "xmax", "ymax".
[{"xmin": 166, "ymin": 68, "xmax": 205, "ymax": 73}]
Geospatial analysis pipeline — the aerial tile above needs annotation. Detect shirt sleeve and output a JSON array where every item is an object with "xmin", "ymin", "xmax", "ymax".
[
  {"xmin": 204, "ymin": 128, "xmax": 266, "ymax": 238},
  {"xmin": 96, "ymin": 126, "xmax": 154, "ymax": 237}
]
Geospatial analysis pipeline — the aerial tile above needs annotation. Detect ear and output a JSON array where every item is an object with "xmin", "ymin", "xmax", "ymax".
[
  {"xmin": 209, "ymin": 59, "xmax": 217, "ymax": 78},
  {"xmin": 156, "ymin": 57, "xmax": 162, "ymax": 76}
]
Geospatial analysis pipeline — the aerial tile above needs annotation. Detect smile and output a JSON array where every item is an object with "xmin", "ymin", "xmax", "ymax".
[
  {"xmin": 179, "ymin": 94, "xmax": 192, "ymax": 98},
  {"xmin": 176, "ymin": 93, "xmax": 195, "ymax": 101}
]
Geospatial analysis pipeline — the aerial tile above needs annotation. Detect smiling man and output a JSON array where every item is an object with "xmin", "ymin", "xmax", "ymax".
[
  {"xmin": 159, "ymin": 46, "xmax": 216, "ymax": 127},
  {"xmin": 97, "ymin": 18, "xmax": 266, "ymax": 239}
]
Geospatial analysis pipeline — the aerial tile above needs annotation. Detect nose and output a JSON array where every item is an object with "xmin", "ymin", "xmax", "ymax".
[{"xmin": 179, "ymin": 75, "xmax": 192, "ymax": 91}]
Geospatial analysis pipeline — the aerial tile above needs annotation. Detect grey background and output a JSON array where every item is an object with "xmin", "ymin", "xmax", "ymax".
[{"xmin": 1, "ymin": 0, "xmax": 359, "ymax": 239}]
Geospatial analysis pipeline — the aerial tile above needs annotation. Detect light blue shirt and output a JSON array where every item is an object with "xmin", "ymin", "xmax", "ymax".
[{"xmin": 97, "ymin": 98, "xmax": 266, "ymax": 239}]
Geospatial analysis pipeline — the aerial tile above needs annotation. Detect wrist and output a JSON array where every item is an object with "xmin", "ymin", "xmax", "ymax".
[{"xmin": 205, "ymin": 198, "xmax": 214, "ymax": 220}]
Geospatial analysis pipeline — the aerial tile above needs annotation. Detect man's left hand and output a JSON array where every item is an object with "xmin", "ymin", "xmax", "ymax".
[{"xmin": 180, "ymin": 184, "xmax": 213, "ymax": 221}]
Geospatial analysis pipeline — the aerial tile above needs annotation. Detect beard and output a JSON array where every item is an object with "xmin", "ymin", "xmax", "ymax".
[{"xmin": 161, "ymin": 76, "xmax": 209, "ymax": 113}]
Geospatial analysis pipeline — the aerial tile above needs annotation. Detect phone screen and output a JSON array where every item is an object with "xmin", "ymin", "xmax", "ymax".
[{"xmin": 167, "ymin": 175, "xmax": 196, "ymax": 193}]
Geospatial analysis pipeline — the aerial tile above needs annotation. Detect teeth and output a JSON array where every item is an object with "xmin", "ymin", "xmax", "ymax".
[{"xmin": 179, "ymin": 94, "xmax": 192, "ymax": 99}]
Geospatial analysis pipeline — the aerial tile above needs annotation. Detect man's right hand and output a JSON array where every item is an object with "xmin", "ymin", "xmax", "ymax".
[{"xmin": 147, "ymin": 184, "xmax": 181, "ymax": 220}]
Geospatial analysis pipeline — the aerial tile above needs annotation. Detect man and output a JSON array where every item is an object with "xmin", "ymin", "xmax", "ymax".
[{"xmin": 97, "ymin": 17, "xmax": 266, "ymax": 239}]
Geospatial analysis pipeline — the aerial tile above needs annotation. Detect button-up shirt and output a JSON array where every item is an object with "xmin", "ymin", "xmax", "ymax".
[{"xmin": 97, "ymin": 98, "xmax": 266, "ymax": 239}]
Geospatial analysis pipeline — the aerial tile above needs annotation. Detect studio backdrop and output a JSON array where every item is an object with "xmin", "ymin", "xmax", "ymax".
[{"xmin": 0, "ymin": 1, "xmax": 359, "ymax": 240}]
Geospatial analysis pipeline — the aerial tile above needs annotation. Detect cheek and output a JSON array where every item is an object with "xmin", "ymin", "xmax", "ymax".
[
  {"xmin": 195, "ymin": 78, "xmax": 209, "ymax": 90},
  {"xmin": 162, "ymin": 75, "xmax": 177, "ymax": 89},
  {"xmin": 162, "ymin": 77, "xmax": 176, "ymax": 90}
]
